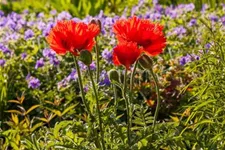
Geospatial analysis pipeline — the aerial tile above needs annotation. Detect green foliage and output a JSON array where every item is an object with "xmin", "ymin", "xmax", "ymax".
[
  {"xmin": 159, "ymin": 0, "xmax": 225, "ymax": 10},
  {"xmin": 0, "ymin": 0, "xmax": 138, "ymax": 18}
]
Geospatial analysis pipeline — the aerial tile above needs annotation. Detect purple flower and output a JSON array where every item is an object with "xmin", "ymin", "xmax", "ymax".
[
  {"xmin": 21, "ymin": 53, "xmax": 27, "ymax": 59},
  {"xmin": 90, "ymin": 62, "xmax": 96, "ymax": 70},
  {"xmin": 201, "ymin": 4, "xmax": 209, "ymax": 12},
  {"xmin": 205, "ymin": 43, "xmax": 211, "ymax": 49},
  {"xmin": 24, "ymin": 29, "xmax": 34, "ymax": 40},
  {"xmin": 83, "ymin": 85, "xmax": 89, "ymax": 93},
  {"xmin": 78, "ymin": 61, "xmax": 87, "ymax": 71},
  {"xmin": 37, "ymin": 21, "xmax": 46, "ymax": 31},
  {"xmin": 0, "ymin": 17, "xmax": 7, "ymax": 27},
  {"xmin": 27, "ymin": 21, "xmax": 35, "ymax": 27},
  {"xmin": 7, "ymin": 20, "xmax": 17, "ymax": 31},
  {"xmin": 57, "ymin": 11, "xmax": 72, "ymax": 20},
  {"xmin": 148, "ymin": 13, "xmax": 162, "ymax": 21},
  {"xmin": 221, "ymin": 15, "xmax": 225, "ymax": 26},
  {"xmin": 35, "ymin": 58, "xmax": 45, "ymax": 69},
  {"xmin": 50, "ymin": 10, "xmax": 57, "ymax": 15},
  {"xmin": 37, "ymin": 12, "xmax": 45, "ymax": 18},
  {"xmin": 0, "ymin": 10, "xmax": 4, "ymax": 17},
  {"xmin": 9, "ymin": 12, "xmax": 21, "ymax": 22},
  {"xmin": 169, "ymin": 26, "xmax": 187, "ymax": 38},
  {"xmin": 152, "ymin": 0, "xmax": 158, "ymax": 5},
  {"xmin": 165, "ymin": 7, "xmax": 177, "ymax": 19},
  {"xmin": 154, "ymin": 4, "xmax": 164, "ymax": 14},
  {"xmin": 0, "ymin": 44, "xmax": 11, "ymax": 55},
  {"xmin": 23, "ymin": 10, "xmax": 29, "ymax": 14},
  {"xmin": 188, "ymin": 19, "xmax": 197, "ymax": 26},
  {"xmin": 209, "ymin": 14, "xmax": 219, "ymax": 22},
  {"xmin": 50, "ymin": 57, "xmax": 60, "ymax": 66},
  {"xmin": 0, "ymin": 59, "xmax": 6, "ymax": 67},
  {"xmin": 102, "ymin": 49, "xmax": 112, "ymax": 63},
  {"xmin": 67, "ymin": 69, "xmax": 78, "ymax": 81},
  {"xmin": 5, "ymin": 32, "xmax": 19, "ymax": 41},
  {"xmin": 57, "ymin": 78, "xmax": 69, "ymax": 90},
  {"xmin": 57, "ymin": 69, "xmax": 78, "ymax": 90},
  {"xmin": 131, "ymin": 6, "xmax": 138, "ymax": 16},
  {"xmin": 42, "ymin": 22, "xmax": 55, "ymax": 36},
  {"xmin": 26, "ymin": 76, "xmax": 41, "ymax": 89},
  {"xmin": 42, "ymin": 48, "xmax": 56, "ymax": 58},
  {"xmin": 179, "ymin": 54, "xmax": 200, "ymax": 66},
  {"xmin": 99, "ymin": 71, "xmax": 110, "ymax": 86}
]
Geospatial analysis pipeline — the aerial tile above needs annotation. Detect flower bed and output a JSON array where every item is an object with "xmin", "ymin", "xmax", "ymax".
[{"xmin": 0, "ymin": 1, "xmax": 225, "ymax": 149}]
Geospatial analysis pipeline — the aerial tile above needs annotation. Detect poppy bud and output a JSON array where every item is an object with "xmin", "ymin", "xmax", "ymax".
[
  {"xmin": 138, "ymin": 54, "xmax": 153, "ymax": 70},
  {"xmin": 79, "ymin": 50, "xmax": 92, "ymax": 66},
  {"xmin": 108, "ymin": 69, "xmax": 120, "ymax": 83}
]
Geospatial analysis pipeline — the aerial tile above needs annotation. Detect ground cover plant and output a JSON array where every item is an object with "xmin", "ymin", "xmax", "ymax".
[{"xmin": 0, "ymin": 0, "xmax": 225, "ymax": 149}]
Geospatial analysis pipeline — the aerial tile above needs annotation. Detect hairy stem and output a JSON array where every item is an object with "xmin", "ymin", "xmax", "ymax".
[
  {"xmin": 87, "ymin": 66, "xmax": 105, "ymax": 150},
  {"xmin": 123, "ymin": 69, "xmax": 131, "ymax": 147},
  {"xmin": 94, "ymin": 38, "xmax": 100, "ymax": 83},
  {"xmin": 149, "ymin": 68, "xmax": 160, "ymax": 131}
]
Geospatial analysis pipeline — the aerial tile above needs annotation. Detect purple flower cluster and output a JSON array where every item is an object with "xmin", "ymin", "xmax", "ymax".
[
  {"xmin": 179, "ymin": 54, "xmax": 200, "ymax": 66},
  {"xmin": 26, "ymin": 74, "xmax": 41, "ymax": 89},
  {"xmin": 24, "ymin": 29, "xmax": 34, "ymax": 40},
  {"xmin": 0, "ymin": 43, "xmax": 11, "ymax": 55},
  {"xmin": 99, "ymin": 70, "xmax": 110, "ymax": 86},
  {"xmin": 42, "ymin": 48, "xmax": 60, "ymax": 66},
  {"xmin": 35, "ymin": 58, "xmax": 45, "ymax": 69},
  {"xmin": 101, "ymin": 49, "xmax": 112, "ymax": 64},
  {"xmin": 57, "ymin": 69, "xmax": 78, "ymax": 90},
  {"xmin": 168, "ymin": 26, "xmax": 187, "ymax": 38}
]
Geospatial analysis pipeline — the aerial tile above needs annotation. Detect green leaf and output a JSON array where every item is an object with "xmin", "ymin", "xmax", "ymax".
[
  {"xmin": 53, "ymin": 121, "xmax": 73, "ymax": 138},
  {"xmin": 31, "ymin": 122, "xmax": 44, "ymax": 132},
  {"xmin": 26, "ymin": 105, "xmax": 40, "ymax": 115},
  {"xmin": 61, "ymin": 103, "xmax": 79, "ymax": 116}
]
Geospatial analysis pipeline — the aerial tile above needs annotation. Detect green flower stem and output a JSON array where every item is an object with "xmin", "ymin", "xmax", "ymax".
[
  {"xmin": 87, "ymin": 66, "xmax": 105, "ymax": 150},
  {"xmin": 123, "ymin": 69, "xmax": 131, "ymax": 147},
  {"xmin": 129, "ymin": 61, "xmax": 138, "ymax": 123},
  {"xmin": 113, "ymin": 85, "xmax": 118, "ymax": 115},
  {"xmin": 73, "ymin": 56, "xmax": 90, "ymax": 115},
  {"xmin": 94, "ymin": 38, "xmax": 100, "ymax": 83},
  {"xmin": 130, "ymin": 61, "xmax": 138, "ymax": 99},
  {"xmin": 149, "ymin": 68, "xmax": 160, "ymax": 131}
]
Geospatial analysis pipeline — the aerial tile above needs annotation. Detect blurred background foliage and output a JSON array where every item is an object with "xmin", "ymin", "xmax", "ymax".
[
  {"xmin": 0, "ymin": 0, "xmax": 139, "ymax": 18},
  {"xmin": 1, "ymin": 0, "xmax": 225, "ymax": 18}
]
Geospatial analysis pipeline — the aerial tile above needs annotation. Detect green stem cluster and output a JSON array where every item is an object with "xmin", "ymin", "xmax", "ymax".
[{"xmin": 87, "ymin": 66, "xmax": 105, "ymax": 150}]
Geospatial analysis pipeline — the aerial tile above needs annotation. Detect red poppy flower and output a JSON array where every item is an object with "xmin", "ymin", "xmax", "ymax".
[
  {"xmin": 113, "ymin": 41, "xmax": 142, "ymax": 69},
  {"xmin": 46, "ymin": 20, "xmax": 100, "ymax": 56},
  {"xmin": 113, "ymin": 16, "xmax": 166, "ymax": 56}
]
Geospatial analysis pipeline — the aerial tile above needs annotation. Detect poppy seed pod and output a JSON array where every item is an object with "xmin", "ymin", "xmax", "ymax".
[
  {"xmin": 138, "ymin": 54, "xmax": 153, "ymax": 70},
  {"xmin": 108, "ymin": 69, "xmax": 120, "ymax": 83},
  {"xmin": 79, "ymin": 50, "xmax": 93, "ymax": 66}
]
